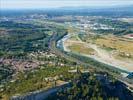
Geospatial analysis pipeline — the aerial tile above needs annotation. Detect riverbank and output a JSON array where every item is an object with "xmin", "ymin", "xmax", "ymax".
[{"xmin": 61, "ymin": 33, "xmax": 133, "ymax": 72}]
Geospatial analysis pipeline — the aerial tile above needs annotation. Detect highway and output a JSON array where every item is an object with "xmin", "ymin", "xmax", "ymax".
[{"xmin": 49, "ymin": 32, "xmax": 133, "ymax": 90}]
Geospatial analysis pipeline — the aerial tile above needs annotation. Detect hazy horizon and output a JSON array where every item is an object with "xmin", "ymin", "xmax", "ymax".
[{"xmin": 1, "ymin": 0, "xmax": 133, "ymax": 9}]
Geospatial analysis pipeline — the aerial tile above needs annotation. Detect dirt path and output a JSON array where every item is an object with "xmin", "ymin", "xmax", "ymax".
[
  {"xmin": 63, "ymin": 34, "xmax": 133, "ymax": 72},
  {"xmin": 88, "ymin": 44, "xmax": 133, "ymax": 72}
]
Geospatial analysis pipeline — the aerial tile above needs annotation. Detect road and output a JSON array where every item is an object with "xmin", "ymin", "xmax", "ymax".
[{"xmin": 49, "ymin": 32, "xmax": 133, "ymax": 90}]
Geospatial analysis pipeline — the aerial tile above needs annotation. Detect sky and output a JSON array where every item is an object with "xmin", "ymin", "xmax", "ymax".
[{"xmin": 1, "ymin": 0, "xmax": 133, "ymax": 9}]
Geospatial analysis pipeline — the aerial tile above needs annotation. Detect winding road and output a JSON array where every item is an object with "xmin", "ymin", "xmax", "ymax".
[
  {"xmin": 11, "ymin": 31, "xmax": 133, "ymax": 100},
  {"xmin": 49, "ymin": 32, "xmax": 133, "ymax": 89}
]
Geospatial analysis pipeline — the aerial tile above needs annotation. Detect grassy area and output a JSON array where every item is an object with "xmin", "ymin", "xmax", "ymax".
[
  {"xmin": 68, "ymin": 43, "xmax": 95, "ymax": 55},
  {"xmin": 69, "ymin": 35, "xmax": 79, "ymax": 41},
  {"xmin": 94, "ymin": 35, "xmax": 133, "ymax": 59},
  {"xmin": 81, "ymin": 34, "xmax": 133, "ymax": 59},
  {"xmin": 95, "ymin": 35, "xmax": 133, "ymax": 53}
]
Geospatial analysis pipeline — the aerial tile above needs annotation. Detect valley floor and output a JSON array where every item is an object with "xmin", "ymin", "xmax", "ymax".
[{"xmin": 63, "ymin": 34, "xmax": 133, "ymax": 72}]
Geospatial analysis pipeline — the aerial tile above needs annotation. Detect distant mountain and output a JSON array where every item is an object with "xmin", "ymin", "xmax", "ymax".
[
  {"xmin": 1, "ymin": 5, "xmax": 133, "ymax": 17},
  {"xmin": 58, "ymin": 5, "xmax": 133, "ymax": 11},
  {"xmin": 55, "ymin": 5, "xmax": 133, "ymax": 16}
]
